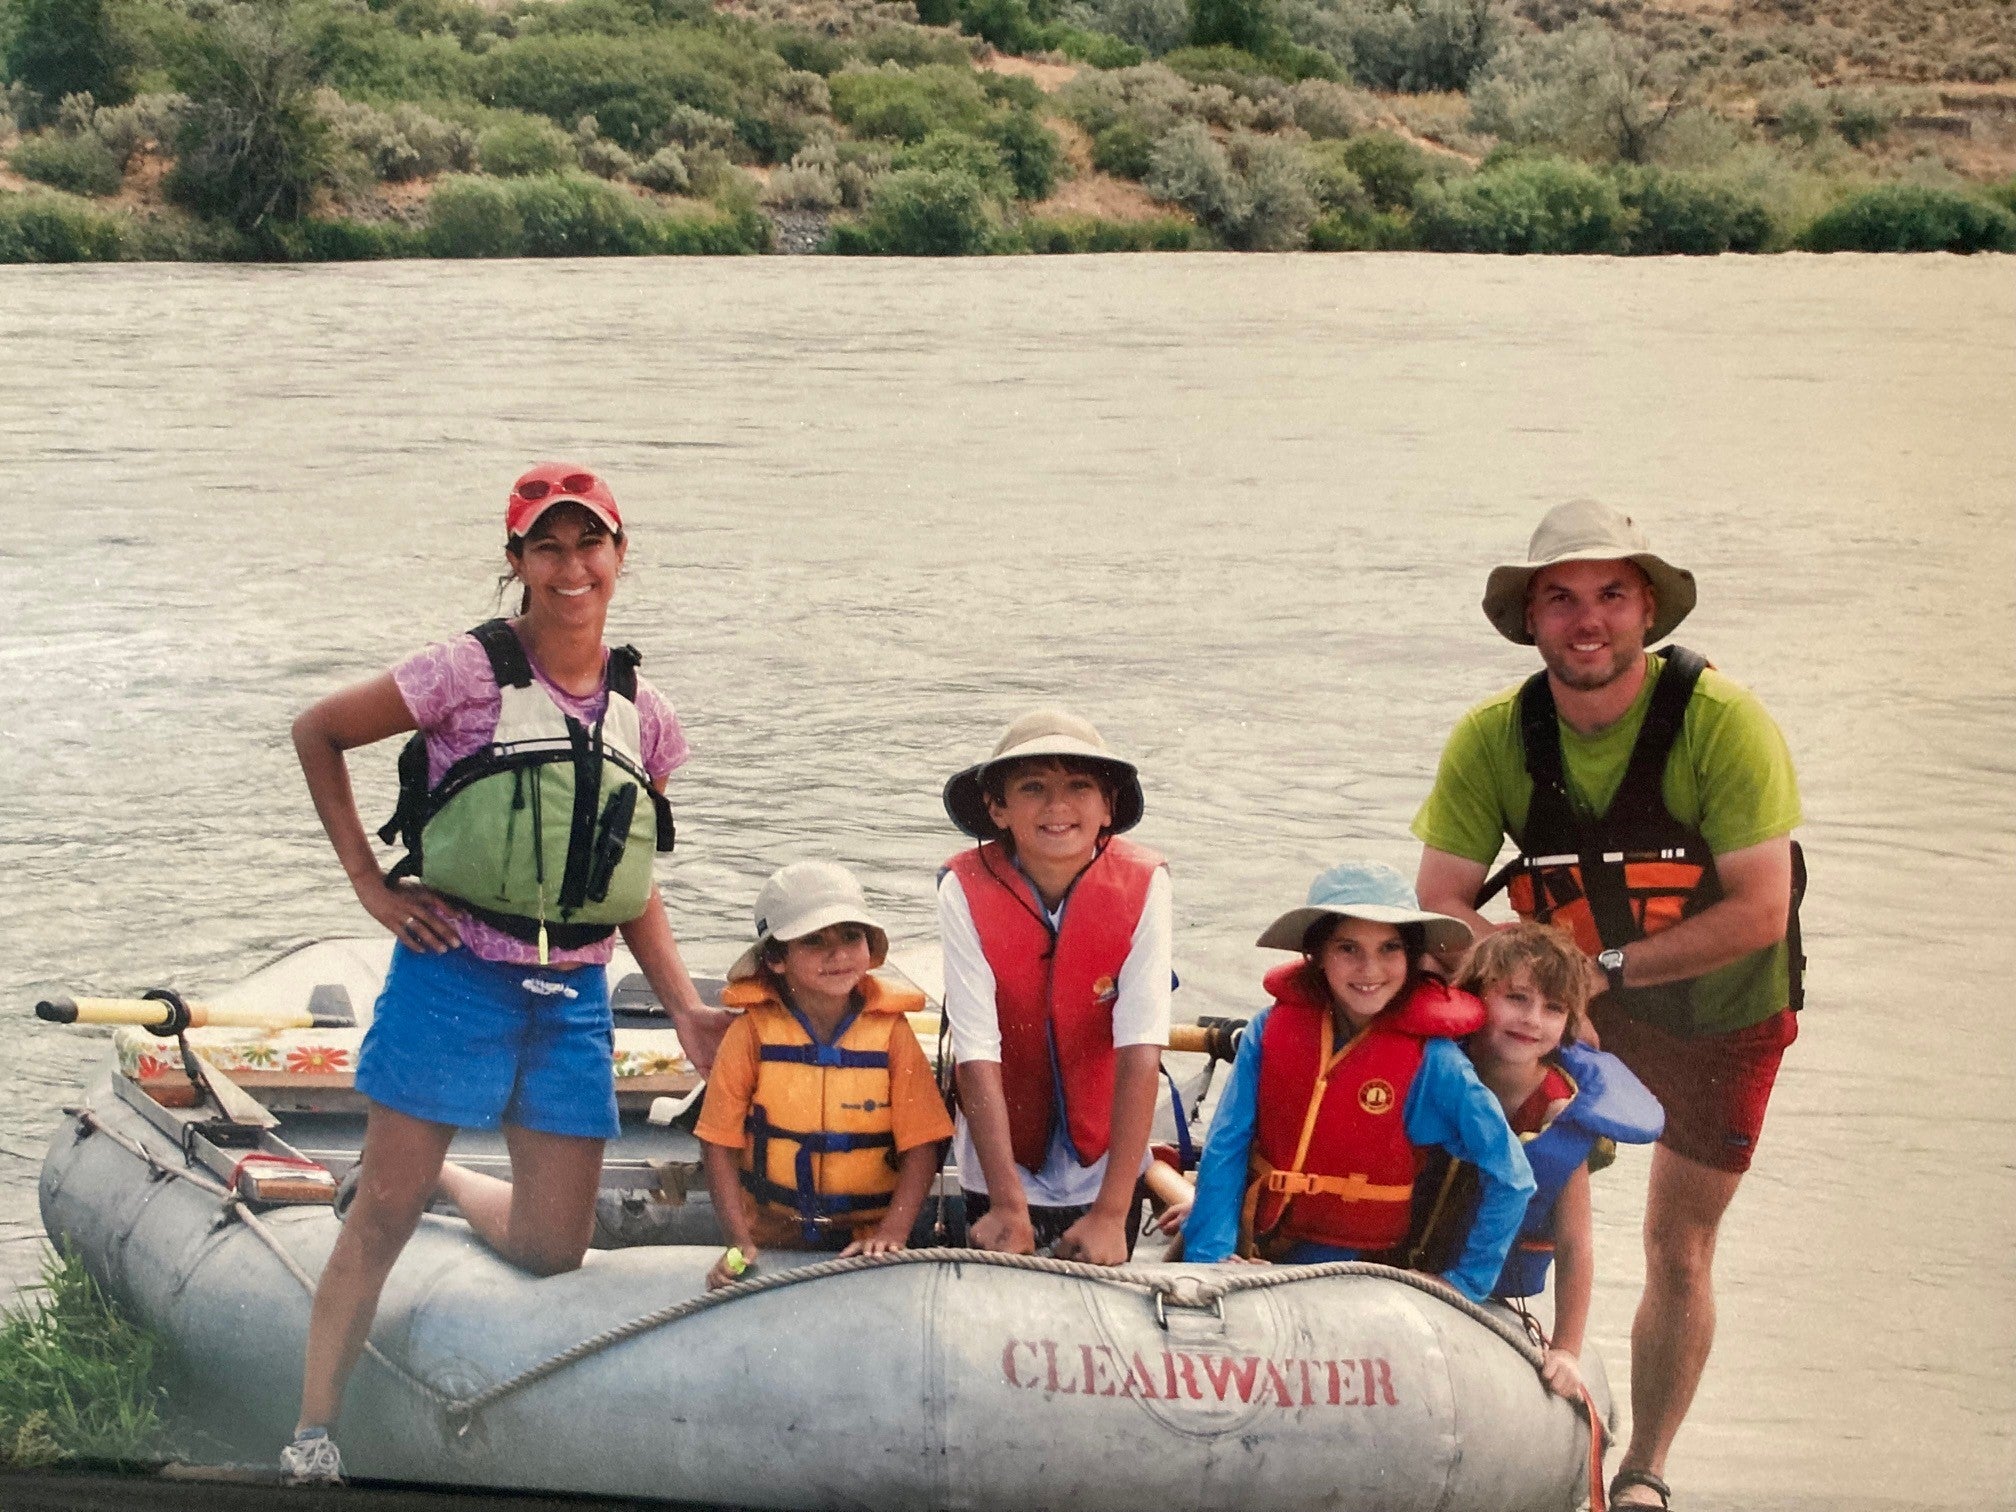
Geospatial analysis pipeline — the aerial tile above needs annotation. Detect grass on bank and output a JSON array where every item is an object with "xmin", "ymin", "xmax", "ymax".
[
  {"xmin": 3, "ymin": 0, "xmax": 2016, "ymax": 258},
  {"xmin": 0, "ymin": 1247, "xmax": 176, "ymax": 1470}
]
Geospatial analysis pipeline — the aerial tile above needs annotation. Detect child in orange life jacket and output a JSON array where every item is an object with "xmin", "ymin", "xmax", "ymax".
[
  {"xmin": 1413, "ymin": 923, "xmax": 1663, "ymax": 1395},
  {"xmin": 939, "ymin": 709, "xmax": 1171, "ymax": 1266},
  {"xmin": 1183, "ymin": 863, "xmax": 1534, "ymax": 1303},
  {"xmin": 695, "ymin": 862, "xmax": 953, "ymax": 1290}
]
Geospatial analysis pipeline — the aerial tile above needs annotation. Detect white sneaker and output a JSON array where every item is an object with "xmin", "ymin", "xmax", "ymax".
[{"xmin": 281, "ymin": 1427, "xmax": 344, "ymax": 1484}]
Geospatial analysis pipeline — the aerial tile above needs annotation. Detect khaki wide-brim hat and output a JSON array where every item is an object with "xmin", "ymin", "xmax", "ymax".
[
  {"xmin": 1256, "ymin": 861, "xmax": 1474, "ymax": 958},
  {"xmin": 1481, "ymin": 498, "xmax": 1697, "ymax": 646},
  {"xmin": 727, "ymin": 860, "xmax": 890, "ymax": 981},
  {"xmin": 942, "ymin": 708, "xmax": 1144, "ymax": 841}
]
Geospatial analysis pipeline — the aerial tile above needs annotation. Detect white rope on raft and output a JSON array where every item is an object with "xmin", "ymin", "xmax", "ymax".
[{"xmin": 68, "ymin": 1105, "xmax": 1567, "ymax": 1437}]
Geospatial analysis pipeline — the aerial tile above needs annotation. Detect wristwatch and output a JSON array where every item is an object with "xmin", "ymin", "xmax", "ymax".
[{"xmin": 1596, "ymin": 947, "xmax": 1627, "ymax": 995}]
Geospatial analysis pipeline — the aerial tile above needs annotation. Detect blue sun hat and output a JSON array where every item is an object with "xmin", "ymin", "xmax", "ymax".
[{"xmin": 1256, "ymin": 861, "xmax": 1473, "ymax": 956}]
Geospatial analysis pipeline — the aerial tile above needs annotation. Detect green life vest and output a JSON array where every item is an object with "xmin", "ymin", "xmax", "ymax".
[{"xmin": 379, "ymin": 620, "xmax": 675, "ymax": 954}]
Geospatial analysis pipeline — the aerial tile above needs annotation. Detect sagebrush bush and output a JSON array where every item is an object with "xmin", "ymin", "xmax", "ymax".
[
  {"xmin": 1413, "ymin": 154, "xmax": 1628, "ymax": 253},
  {"xmin": 628, "ymin": 142, "xmax": 690, "ymax": 192},
  {"xmin": 1614, "ymin": 165, "xmax": 1773, "ymax": 254},
  {"xmin": 1092, "ymin": 119, "xmax": 1154, "ymax": 177},
  {"xmin": 307, "ymin": 9, "xmax": 477, "ymax": 103},
  {"xmin": 1796, "ymin": 184, "xmax": 2016, "ymax": 254},
  {"xmin": 425, "ymin": 169, "xmax": 766, "ymax": 255},
  {"xmin": 1301, "ymin": 139, "xmax": 1368, "ymax": 215},
  {"xmin": 827, "ymin": 165, "xmax": 997, "ymax": 253},
  {"xmin": 1306, "ymin": 204, "xmax": 1412, "ymax": 248},
  {"xmin": 477, "ymin": 112, "xmax": 578, "ymax": 175},
  {"xmin": 1337, "ymin": 0, "xmax": 1503, "ymax": 92},
  {"xmin": 477, "ymin": 30, "xmax": 779, "ymax": 151},
  {"xmin": 85, "ymin": 92, "xmax": 191, "ymax": 165},
  {"xmin": 895, "ymin": 129, "xmax": 1013, "ymax": 200},
  {"xmin": 0, "ymin": 187, "xmax": 128, "ymax": 259},
  {"xmin": 320, "ymin": 92, "xmax": 475, "ymax": 180},
  {"xmin": 1060, "ymin": 0, "xmax": 1188, "ymax": 56},
  {"xmin": 1286, "ymin": 77, "xmax": 1373, "ymax": 139},
  {"xmin": 424, "ymin": 174, "xmax": 524, "ymax": 254},
  {"xmin": 1147, "ymin": 120, "xmax": 1314, "ymax": 249},
  {"xmin": 9, "ymin": 131, "xmax": 124, "ymax": 195},
  {"xmin": 1469, "ymin": 19, "xmax": 1684, "ymax": 165},
  {"xmin": 828, "ymin": 63, "xmax": 992, "ymax": 143}
]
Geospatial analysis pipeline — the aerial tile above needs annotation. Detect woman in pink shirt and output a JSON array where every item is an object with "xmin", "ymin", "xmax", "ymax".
[{"xmin": 282, "ymin": 464, "xmax": 728, "ymax": 1484}]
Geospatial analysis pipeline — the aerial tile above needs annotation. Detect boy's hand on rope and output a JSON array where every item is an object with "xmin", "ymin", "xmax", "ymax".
[
  {"xmin": 1539, "ymin": 1347, "xmax": 1584, "ymax": 1399},
  {"xmin": 840, "ymin": 1227, "xmax": 908, "ymax": 1258},
  {"xmin": 968, "ymin": 1206, "xmax": 1037, "ymax": 1255},
  {"xmin": 1053, "ymin": 1210, "xmax": 1129, "ymax": 1266}
]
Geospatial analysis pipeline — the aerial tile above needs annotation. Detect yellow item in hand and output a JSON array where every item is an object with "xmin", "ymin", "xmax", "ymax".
[{"xmin": 722, "ymin": 1247, "xmax": 750, "ymax": 1278}]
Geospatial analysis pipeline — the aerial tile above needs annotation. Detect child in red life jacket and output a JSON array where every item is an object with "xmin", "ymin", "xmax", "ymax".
[
  {"xmin": 695, "ymin": 862, "xmax": 953, "ymax": 1290},
  {"xmin": 1183, "ymin": 863, "xmax": 1534, "ymax": 1302},
  {"xmin": 1413, "ymin": 923, "xmax": 1663, "ymax": 1395},
  {"xmin": 939, "ymin": 709, "xmax": 1171, "ymax": 1266}
]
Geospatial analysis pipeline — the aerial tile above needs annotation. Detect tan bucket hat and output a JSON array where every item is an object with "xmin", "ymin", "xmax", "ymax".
[
  {"xmin": 727, "ymin": 860, "xmax": 890, "ymax": 981},
  {"xmin": 1482, "ymin": 498, "xmax": 1697, "ymax": 646},
  {"xmin": 942, "ymin": 708, "xmax": 1144, "ymax": 841},
  {"xmin": 1256, "ymin": 861, "xmax": 1473, "ymax": 958}
]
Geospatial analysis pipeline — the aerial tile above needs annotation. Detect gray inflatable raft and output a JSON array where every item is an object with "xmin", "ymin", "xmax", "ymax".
[{"xmin": 40, "ymin": 1070, "xmax": 1610, "ymax": 1511}]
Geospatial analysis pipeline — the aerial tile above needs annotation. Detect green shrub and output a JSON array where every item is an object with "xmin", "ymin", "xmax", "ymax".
[
  {"xmin": 0, "ymin": 1249, "xmax": 173, "ymax": 1465},
  {"xmin": 1186, "ymin": 0, "xmax": 1270, "ymax": 56},
  {"xmin": 1468, "ymin": 19, "xmax": 1683, "ymax": 165},
  {"xmin": 895, "ymin": 128, "xmax": 1012, "ymax": 199},
  {"xmin": 9, "ymin": 130, "xmax": 123, "ymax": 194},
  {"xmin": 1092, "ymin": 119, "xmax": 1154, "ymax": 177},
  {"xmin": 829, "ymin": 64, "xmax": 992, "ymax": 144},
  {"xmin": 273, "ymin": 215, "xmax": 417, "ymax": 258},
  {"xmin": 1413, "ymin": 155, "xmax": 1628, "ymax": 253},
  {"xmin": 1065, "ymin": 0, "xmax": 1188, "ymax": 56},
  {"xmin": 986, "ymin": 109, "xmax": 1060, "ymax": 200},
  {"xmin": 306, "ymin": 9, "xmax": 477, "ymax": 103},
  {"xmin": 0, "ymin": 187, "xmax": 127, "ymax": 259},
  {"xmin": 0, "ymin": 0, "xmax": 132, "ymax": 122},
  {"xmin": 1985, "ymin": 178, "xmax": 2016, "ymax": 216},
  {"xmin": 1286, "ymin": 77, "xmax": 1371, "ymax": 139},
  {"xmin": 828, "ymin": 165, "xmax": 997, "ymax": 254},
  {"xmin": 1797, "ymin": 184, "xmax": 2016, "ymax": 254},
  {"xmin": 1828, "ymin": 88, "xmax": 1899, "ymax": 149},
  {"xmin": 424, "ymin": 173, "xmax": 523, "ymax": 254},
  {"xmin": 503, "ymin": 170, "xmax": 655, "ymax": 253},
  {"xmin": 476, "ymin": 30, "xmax": 778, "ymax": 152},
  {"xmin": 476, "ymin": 111, "xmax": 576, "ymax": 174},
  {"xmin": 771, "ymin": 30, "xmax": 850, "ymax": 77},
  {"xmin": 628, "ymin": 142, "xmax": 689, "ymax": 191},
  {"xmin": 1338, "ymin": 129, "xmax": 1431, "ymax": 211},
  {"xmin": 1615, "ymin": 165, "xmax": 1773, "ymax": 255},
  {"xmin": 1306, "ymin": 204, "xmax": 1412, "ymax": 248},
  {"xmin": 1014, "ymin": 211, "xmax": 1195, "ymax": 250},
  {"xmin": 167, "ymin": 4, "xmax": 336, "ymax": 232},
  {"xmin": 853, "ymin": 25, "xmax": 975, "ymax": 69},
  {"xmin": 319, "ymin": 91, "xmax": 475, "ymax": 178},
  {"xmin": 1301, "ymin": 139, "xmax": 1367, "ymax": 215},
  {"xmin": 1159, "ymin": 42, "xmax": 1329, "ymax": 85},
  {"xmin": 1048, "ymin": 27, "xmax": 1142, "ymax": 68}
]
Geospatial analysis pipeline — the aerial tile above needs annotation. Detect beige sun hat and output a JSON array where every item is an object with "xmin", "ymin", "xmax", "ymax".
[
  {"xmin": 942, "ymin": 708, "xmax": 1144, "ymax": 841},
  {"xmin": 726, "ymin": 861, "xmax": 890, "ymax": 981},
  {"xmin": 1481, "ymin": 498, "xmax": 1697, "ymax": 646},
  {"xmin": 1256, "ymin": 861, "xmax": 1474, "ymax": 958}
]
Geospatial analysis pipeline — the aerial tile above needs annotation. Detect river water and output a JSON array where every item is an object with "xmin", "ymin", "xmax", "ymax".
[{"xmin": 1, "ymin": 252, "xmax": 2011, "ymax": 1509}]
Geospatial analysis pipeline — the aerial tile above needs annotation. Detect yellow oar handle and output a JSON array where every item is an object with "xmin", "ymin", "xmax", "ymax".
[
  {"xmin": 35, "ymin": 995, "xmax": 342, "ymax": 1033},
  {"xmin": 1166, "ymin": 1017, "xmax": 1247, "ymax": 1062}
]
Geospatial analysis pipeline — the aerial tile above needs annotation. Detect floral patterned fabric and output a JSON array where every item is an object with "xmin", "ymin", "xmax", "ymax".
[{"xmin": 116, "ymin": 1025, "xmax": 694, "ymax": 1086}]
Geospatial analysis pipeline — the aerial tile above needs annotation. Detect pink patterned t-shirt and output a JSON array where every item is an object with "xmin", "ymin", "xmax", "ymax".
[{"xmin": 389, "ymin": 629, "xmax": 689, "ymax": 967}]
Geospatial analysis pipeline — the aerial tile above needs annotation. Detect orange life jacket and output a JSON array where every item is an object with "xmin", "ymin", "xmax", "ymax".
[
  {"xmin": 1244, "ymin": 964, "xmax": 1485, "ymax": 1256},
  {"xmin": 721, "ymin": 973, "xmax": 926, "ymax": 1246},
  {"xmin": 943, "ymin": 837, "xmax": 1163, "ymax": 1173},
  {"xmin": 1483, "ymin": 646, "xmax": 1805, "ymax": 1035}
]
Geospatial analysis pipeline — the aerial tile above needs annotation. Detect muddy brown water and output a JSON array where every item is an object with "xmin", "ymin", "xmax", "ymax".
[{"xmin": 1, "ymin": 253, "xmax": 2011, "ymax": 1510}]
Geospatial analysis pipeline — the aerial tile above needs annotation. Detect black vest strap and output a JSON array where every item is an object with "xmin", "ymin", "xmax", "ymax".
[{"xmin": 470, "ymin": 618, "xmax": 534, "ymax": 689}]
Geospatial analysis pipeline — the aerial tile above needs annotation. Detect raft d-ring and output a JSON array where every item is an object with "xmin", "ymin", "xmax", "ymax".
[{"xmin": 1153, "ymin": 1277, "xmax": 1226, "ymax": 1330}]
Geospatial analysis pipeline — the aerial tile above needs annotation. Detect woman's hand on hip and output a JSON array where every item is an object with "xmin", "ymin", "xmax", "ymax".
[{"xmin": 357, "ymin": 873, "xmax": 459, "ymax": 954}]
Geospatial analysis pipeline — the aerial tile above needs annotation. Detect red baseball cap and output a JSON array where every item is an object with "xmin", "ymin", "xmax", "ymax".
[{"xmin": 505, "ymin": 462, "xmax": 622, "ymax": 539}]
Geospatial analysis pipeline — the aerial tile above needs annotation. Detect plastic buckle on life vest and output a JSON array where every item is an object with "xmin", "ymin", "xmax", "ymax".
[{"xmin": 814, "ymin": 1044, "xmax": 844, "ymax": 1068}]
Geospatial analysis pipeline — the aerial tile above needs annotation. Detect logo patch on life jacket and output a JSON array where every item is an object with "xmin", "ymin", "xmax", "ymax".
[
  {"xmin": 1092, "ymin": 975, "xmax": 1118, "ymax": 1006},
  {"xmin": 1357, "ymin": 1079, "xmax": 1396, "ymax": 1115}
]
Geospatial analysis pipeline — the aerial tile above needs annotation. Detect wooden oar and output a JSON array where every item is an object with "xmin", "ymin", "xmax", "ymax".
[
  {"xmin": 35, "ymin": 991, "xmax": 354, "ymax": 1034},
  {"xmin": 1166, "ymin": 1018, "xmax": 1246, "ymax": 1062}
]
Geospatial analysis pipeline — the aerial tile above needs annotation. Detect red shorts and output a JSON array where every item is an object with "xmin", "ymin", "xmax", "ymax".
[{"xmin": 1587, "ymin": 1003, "xmax": 1799, "ymax": 1174}]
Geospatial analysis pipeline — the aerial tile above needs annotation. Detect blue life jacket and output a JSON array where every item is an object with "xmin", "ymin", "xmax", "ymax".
[{"xmin": 1494, "ymin": 1041, "xmax": 1664, "ymax": 1298}]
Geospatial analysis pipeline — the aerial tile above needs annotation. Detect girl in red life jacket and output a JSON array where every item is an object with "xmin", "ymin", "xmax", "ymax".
[
  {"xmin": 1182, "ymin": 863, "xmax": 1535, "ymax": 1304},
  {"xmin": 938, "ymin": 709, "xmax": 1171, "ymax": 1266},
  {"xmin": 695, "ymin": 862, "xmax": 953, "ymax": 1290}
]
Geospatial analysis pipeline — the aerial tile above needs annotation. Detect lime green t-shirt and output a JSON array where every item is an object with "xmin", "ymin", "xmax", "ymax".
[{"xmin": 1411, "ymin": 653, "xmax": 1803, "ymax": 1035}]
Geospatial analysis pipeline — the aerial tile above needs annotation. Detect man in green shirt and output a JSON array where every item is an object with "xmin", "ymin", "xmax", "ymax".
[{"xmin": 1412, "ymin": 499, "xmax": 1802, "ymax": 1512}]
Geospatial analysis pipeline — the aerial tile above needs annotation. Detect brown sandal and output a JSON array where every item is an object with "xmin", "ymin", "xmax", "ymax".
[{"xmin": 1609, "ymin": 1468, "xmax": 1672, "ymax": 1509}]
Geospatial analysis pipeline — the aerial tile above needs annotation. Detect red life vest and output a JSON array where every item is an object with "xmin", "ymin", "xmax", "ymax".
[
  {"xmin": 1245, "ymin": 964, "xmax": 1485, "ymax": 1256},
  {"xmin": 944, "ymin": 837, "xmax": 1163, "ymax": 1173}
]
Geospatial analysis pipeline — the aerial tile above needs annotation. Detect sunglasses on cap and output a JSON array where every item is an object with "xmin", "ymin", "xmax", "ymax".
[{"xmin": 512, "ymin": 472, "xmax": 600, "ymax": 503}]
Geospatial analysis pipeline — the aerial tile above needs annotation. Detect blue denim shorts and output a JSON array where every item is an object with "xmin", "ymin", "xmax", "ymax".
[{"xmin": 355, "ymin": 944, "xmax": 618, "ymax": 1140}]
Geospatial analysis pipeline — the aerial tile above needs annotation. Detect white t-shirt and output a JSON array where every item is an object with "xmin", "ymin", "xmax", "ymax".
[{"xmin": 937, "ymin": 864, "xmax": 1173, "ymax": 1208}]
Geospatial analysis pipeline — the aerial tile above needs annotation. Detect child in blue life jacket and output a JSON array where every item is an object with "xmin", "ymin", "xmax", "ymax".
[
  {"xmin": 939, "ymin": 709, "xmax": 1172, "ymax": 1266},
  {"xmin": 695, "ymin": 862, "xmax": 953, "ymax": 1290},
  {"xmin": 1410, "ymin": 923, "xmax": 1664, "ymax": 1397},
  {"xmin": 1183, "ymin": 863, "xmax": 1534, "ymax": 1303}
]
